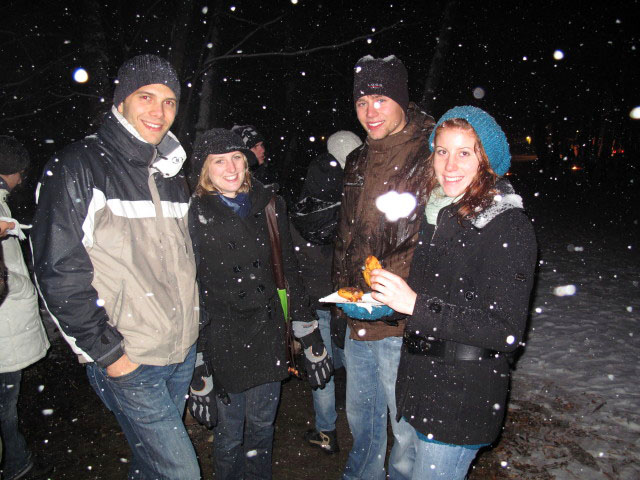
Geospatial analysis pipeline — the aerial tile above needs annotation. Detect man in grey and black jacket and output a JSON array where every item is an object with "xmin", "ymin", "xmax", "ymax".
[{"xmin": 31, "ymin": 55, "xmax": 201, "ymax": 479}]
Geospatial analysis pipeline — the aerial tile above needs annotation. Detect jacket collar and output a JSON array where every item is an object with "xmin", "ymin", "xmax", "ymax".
[
  {"xmin": 365, "ymin": 102, "xmax": 435, "ymax": 153},
  {"xmin": 470, "ymin": 179, "xmax": 523, "ymax": 229},
  {"xmin": 96, "ymin": 107, "xmax": 186, "ymax": 178}
]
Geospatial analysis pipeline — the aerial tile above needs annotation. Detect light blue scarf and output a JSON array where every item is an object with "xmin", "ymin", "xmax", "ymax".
[{"xmin": 425, "ymin": 186, "xmax": 461, "ymax": 225}]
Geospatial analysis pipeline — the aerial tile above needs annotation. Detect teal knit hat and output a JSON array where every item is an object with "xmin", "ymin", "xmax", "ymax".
[{"xmin": 428, "ymin": 106, "xmax": 511, "ymax": 176}]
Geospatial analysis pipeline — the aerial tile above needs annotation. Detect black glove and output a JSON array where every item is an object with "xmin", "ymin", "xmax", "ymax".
[
  {"xmin": 296, "ymin": 327, "xmax": 334, "ymax": 389},
  {"xmin": 187, "ymin": 352, "xmax": 217, "ymax": 428}
]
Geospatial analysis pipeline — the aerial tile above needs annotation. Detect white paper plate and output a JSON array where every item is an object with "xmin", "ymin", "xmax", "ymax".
[{"xmin": 319, "ymin": 291, "xmax": 384, "ymax": 307}]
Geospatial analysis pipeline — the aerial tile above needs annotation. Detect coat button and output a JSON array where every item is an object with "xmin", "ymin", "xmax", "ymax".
[
  {"xmin": 228, "ymin": 241, "xmax": 236, "ymax": 249},
  {"xmin": 253, "ymin": 259, "xmax": 261, "ymax": 268},
  {"xmin": 256, "ymin": 284, "xmax": 265, "ymax": 293},
  {"xmin": 429, "ymin": 302, "xmax": 442, "ymax": 313},
  {"xmin": 464, "ymin": 291, "xmax": 474, "ymax": 301},
  {"xmin": 238, "ymin": 290, "xmax": 246, "ymax": 299},
  {"xmin": 233, "ymin": 265, "xmax": 242, "ymax": 273}
]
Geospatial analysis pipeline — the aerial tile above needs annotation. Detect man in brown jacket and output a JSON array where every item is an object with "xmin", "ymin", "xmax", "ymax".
[{"xmin": 332, "ymin": 55, "xmax": 434, "ymax": 480}]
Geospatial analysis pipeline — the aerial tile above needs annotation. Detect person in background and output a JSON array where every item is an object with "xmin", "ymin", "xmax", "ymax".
[
  {"xmin": 332, "ymin": 55, "xmax": 435, "ymax": 480},
  {"xmin": 231, "ymin": 124, "xmax": 279, "ymax": 187},
  {"xmin": 31, "ymin": 55, "xmax": 201, "ymax": 479},
  {"xmin": 187, "ymin": 128, "xmax": 333, "ymax": 479},
  {"xmin": 0, "ymin": 136, "xmax": 51, "ymax": 480},
  {"xmin": 370, "ymin": 106, "xmax": 537, "ymax": 479},
  {"xmin": 290, "ymin": 130, "xmax": 362, "ymax": 454}
]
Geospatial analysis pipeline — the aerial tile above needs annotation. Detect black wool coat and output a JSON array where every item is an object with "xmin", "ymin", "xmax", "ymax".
[
  {"xmin": 395, "ymin": 179, "xmax": 537, "ymax": 446},
  {"xmin": 189, "ymin": 181, "xmax": 315, "ymax": 393}
]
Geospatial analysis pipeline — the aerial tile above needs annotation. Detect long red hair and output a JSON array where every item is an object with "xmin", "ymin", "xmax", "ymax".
[{"xmin": 427, "ymin": 118, "xmax": 498, "ymax": 220}]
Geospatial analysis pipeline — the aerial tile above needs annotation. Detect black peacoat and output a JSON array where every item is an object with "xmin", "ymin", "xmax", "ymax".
[
  {"xmin": 189, "ymin": 181, "xmax": 315, "ymax": 393},
  {"xmin": 395, "ymin": 179, "xmax": 537, "ymax": 446}
]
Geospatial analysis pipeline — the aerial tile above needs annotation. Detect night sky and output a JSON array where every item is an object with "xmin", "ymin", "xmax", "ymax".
[{"xmin": 1, "ymin": 0, "xmax": 638, "ymax": 211}]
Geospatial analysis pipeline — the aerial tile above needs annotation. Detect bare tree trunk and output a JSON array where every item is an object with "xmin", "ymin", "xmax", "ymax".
[
  {"xmin": 421, "ymin": 0, "xmax": 458, "ymax": 113},
  {"xmin": 79, "ymin": 0, "xmax": 111, "ymax": 129},
  {"xmin": 169, "ymin": 0, "xmax": 196, "ymax": 79},
  {"xmin": 169, "ymin": 0, "xmax": 197, "ymax": 138},
  {"xmin": 194, "ymin": 5, "xmax": 223, "ymax": 142}
]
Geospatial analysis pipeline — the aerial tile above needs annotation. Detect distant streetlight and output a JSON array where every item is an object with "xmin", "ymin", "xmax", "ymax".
[{"xmin": 73, "ymin": 68, "xmax": 89, "ymax": 83}]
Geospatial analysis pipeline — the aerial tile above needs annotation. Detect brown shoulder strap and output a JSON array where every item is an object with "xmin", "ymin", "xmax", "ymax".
[{"xmin": 265, "ymin": 196, "xmax": 286, "ymax": 289}]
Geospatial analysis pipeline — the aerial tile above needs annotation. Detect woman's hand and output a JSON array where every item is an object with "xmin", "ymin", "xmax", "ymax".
[{"xmin": 370, "ymin": 269, "xmax": 417, "ymax": 315}]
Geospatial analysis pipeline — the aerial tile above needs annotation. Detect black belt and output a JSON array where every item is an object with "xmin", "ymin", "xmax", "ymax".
[{"xmin": 403, "ymin": 331, "xmax": 497, "ymax": 361}]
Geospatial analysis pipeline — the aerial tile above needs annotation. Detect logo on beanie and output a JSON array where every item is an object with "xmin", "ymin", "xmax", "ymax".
[{"xmin": 368, "ymin": 83, "xmax": 383, "ymax": 89}]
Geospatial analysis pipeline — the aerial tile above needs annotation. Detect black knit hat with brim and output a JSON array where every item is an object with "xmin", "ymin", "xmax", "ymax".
[
  {"xmin": 0, "ymin": 135, "xmax": 30, "ymax": 175},
  {"xmin": 353, "ymin": 55, "xmax": 409, "ymax": 113},
  {"xmin": 190, "ymin": 128, "xmax": 257, "ymax": 179},
  {"xmin": 113, "ymin": 54, "xmax": 181, "ymax": 107}
]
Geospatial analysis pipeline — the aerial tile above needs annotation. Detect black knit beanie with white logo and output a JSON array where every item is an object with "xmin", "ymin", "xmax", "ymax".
[
  {"xmin": 353, "ymin": 55, "xmax": 409, "ymax": 113},
  {"xmin": 231, "ymin": 125, "xmax": 264, "ymax": 150},
  {"xmin": 113, "ymin": 54, "xmax": 181, "ymax": 107},
  {"xmin": 0, "ymin": 135, "xmax": 30, "ymax": 175}
]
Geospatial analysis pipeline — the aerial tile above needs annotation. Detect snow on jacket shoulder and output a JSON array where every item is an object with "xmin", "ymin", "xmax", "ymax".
[
  {"xmin": 0, "ymin": 189, "xmax": 49, "ymax": 373},
  {"xmin": 31, "ymin": 111, "xmax": 199, "ymax": 368}
]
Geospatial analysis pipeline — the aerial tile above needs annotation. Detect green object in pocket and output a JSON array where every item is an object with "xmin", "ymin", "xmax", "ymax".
[{"xmin": 277, "ymin": 288, "xmax": 289, "ymax": 321}]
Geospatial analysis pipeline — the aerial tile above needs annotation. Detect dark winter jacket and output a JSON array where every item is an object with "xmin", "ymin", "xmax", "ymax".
[
  {"xmin": 290, "ymin": 152, "xmax": 344, "ymax": 309},
  {"xmin": 251, "ymin": 161, "xmax": 279, "ymax": 188},
  {"xmin": 332, "ymin": 103, "xmax": 435, "ymax": 345},
  {"xmin": 31, "ymin": 108, "xmax": 199, "ymax": 368},
  {"xmin": 189, "ymin": 181, "xmax": 315, "ymax": 393},
  {"xmin": 395, "ymin": 179, "xmax": 537, "ymax": 446},
  {"xmin": 291, "ymin": 152, "xmax": 344, "ymax": 246}
]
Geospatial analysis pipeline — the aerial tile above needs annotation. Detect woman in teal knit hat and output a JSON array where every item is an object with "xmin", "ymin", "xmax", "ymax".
[{"xmin": 368, "ymin": 106, "xmax": 537, "ymax": 479}]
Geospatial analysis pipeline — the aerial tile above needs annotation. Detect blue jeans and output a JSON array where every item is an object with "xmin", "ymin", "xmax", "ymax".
[
  {"xmin": 392, "ymin": 419, "xmax": 479, "ymax": 479},
  {"xmin": 0, "ymin": 371, "xmax": 31, "ymax": 479},
  {"xmin": 342, "ymin": 328, "xmax": 415, "ymax": 480},
  {"xmin": 213, "ymin": 381, "xmax": 281, "ymax": 480},
  {"xmin": 311, "ymin": 309, "xmax": 344, "ymax": 432},
  {"xmin": 86, "ymin": 345, "xmax": 199, "ymax": 480}
]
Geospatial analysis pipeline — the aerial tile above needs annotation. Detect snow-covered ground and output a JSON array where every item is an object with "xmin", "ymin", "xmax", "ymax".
[{"xmin": 494, "ymin": 168, "xmax": 639, "ymax": 479}]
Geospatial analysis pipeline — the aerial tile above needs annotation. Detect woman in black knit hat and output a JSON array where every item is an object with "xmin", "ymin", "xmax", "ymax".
[
  {"xmin": 186, "ymin": 128, "xmax": 333, "ymax": 479},
  {"xmin": 368, "ymin": 107, "xmax": 537, "ymax": 479}
]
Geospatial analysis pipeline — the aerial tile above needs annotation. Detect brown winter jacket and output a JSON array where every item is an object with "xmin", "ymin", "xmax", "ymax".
[{"xmin": 332, "ymin": 103, "xmax": 435, "ymax": 342}]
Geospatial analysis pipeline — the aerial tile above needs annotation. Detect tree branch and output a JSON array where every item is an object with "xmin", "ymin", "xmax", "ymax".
[
  {"xmin": 196, "ymin": 20, "xmax": 404, "ymax": 78},
  {"xmin": 223, "ymin": 14, "xmax": 284, "ymax": 56}
]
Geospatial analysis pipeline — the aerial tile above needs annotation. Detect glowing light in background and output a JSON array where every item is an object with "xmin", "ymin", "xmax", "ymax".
[
  {"xmin": 553, "ymin": 50, "xmax": 564, "ymax": 60},
  {"xmin": 472, "ymin": 87, "xmax": 485, "ymax": 99},
  {"xmin": 73, "ymin": 68, "xmax": 89, "ymax": 83},
  {"xmin": 375, "ymin": 191, "xmax": 417, "ymax": 222},
  {"xmin": 630, "ymin": 106, "xmax": 640, "ymax": 120}
]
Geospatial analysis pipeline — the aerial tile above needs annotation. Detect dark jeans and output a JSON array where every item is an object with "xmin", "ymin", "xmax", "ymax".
[
  {"xmin": 0, "ymin": 371, "xmax": 31, "ymax": 479},
  {"xmin": 86, "ymin": 345, "xmax": 199, "ymax": 480},
  {"xmin": 213, "ymin": 381, "xmax": 281, "ymax": 480}
]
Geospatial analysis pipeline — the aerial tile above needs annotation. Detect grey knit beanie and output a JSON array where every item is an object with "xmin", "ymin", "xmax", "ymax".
[
  {"xmin": 113, "ymin": 54, "xmax": 181, "ymax": 107},
  {"xmin": 429, "ymin": 106, "xmax": 511, "ymax": 176},
  {"xmin": 0, "ymin": 135, "xmax": 30, "ymax": 175},
  {"xmin": 353, "ymin": 55, "xmax": 409, "ymax": 113}
]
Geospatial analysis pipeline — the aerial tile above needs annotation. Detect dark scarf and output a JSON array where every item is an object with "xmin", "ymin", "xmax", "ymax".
[{"xmin": 218, "ymin": 192, "xmax": 251, "ymax": 218}]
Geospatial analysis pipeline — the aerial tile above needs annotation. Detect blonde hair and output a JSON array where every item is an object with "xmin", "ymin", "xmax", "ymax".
[{"xmin": 195, "ymin": 151, "xmax": 252, "ymax": 197}]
